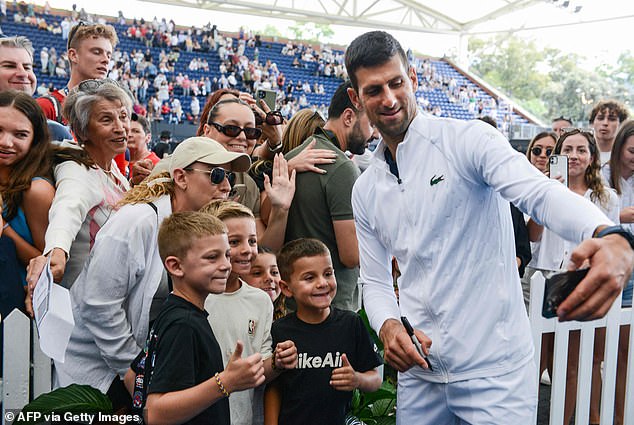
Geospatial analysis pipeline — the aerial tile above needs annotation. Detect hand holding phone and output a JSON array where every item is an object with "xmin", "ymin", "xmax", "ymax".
[
  {"xmin": 542, "ymin": 268, "xmax": 590, "ymax": 318},
  {"xmin": 549, "ymin": 155, "xmax": 568, "ymax": 187},
  {"xmin": 256, "ymin": 89, "xmax": 277, "ymax": 111}
]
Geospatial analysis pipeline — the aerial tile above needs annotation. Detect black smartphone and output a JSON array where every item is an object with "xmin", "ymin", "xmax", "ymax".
[{"xmin": 542, "ymin": 268, "xmax": 590, "ymax": 318}]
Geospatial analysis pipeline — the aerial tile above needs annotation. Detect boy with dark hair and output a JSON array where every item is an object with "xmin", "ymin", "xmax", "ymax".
[
  {"xmin": 267, "ymin": 238, "xmax": 382, "ymax": 425},
  {"xmin": 589, "ymin": 99, "xmax": 630, "ymax": 164},
  {"xmin": 125, "ymin": 211, "xmax": 265, "ymax": 425}
]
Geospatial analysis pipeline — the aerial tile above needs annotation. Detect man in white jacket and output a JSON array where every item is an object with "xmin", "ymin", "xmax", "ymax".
[{"xmin": 345, "ymin": 30, "xmax": 634, "ymax": 424}]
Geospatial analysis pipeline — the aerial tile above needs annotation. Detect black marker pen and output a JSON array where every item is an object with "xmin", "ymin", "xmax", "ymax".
[{"xmin": 401, "ymin": 316, "xmax": 433, "ymax": 371}]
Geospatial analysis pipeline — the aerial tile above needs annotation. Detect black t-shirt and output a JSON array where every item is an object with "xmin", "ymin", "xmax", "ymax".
[
  {"xmin": 271, "ymin": 308, "xmax": 382, "ymax": 425},
  {"xmin": 133, "ymin": 294, "xmax": 230, "ymax": 425}
]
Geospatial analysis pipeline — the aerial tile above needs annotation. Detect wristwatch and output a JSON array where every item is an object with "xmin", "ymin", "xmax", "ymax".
[{"xmin": 595, "ymin": 225, "xmax": 634, "ymax": 250}]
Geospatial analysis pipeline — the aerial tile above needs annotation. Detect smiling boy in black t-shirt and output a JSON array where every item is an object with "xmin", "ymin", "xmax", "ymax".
[
  {"xmin": 267, "ymin": 238, "xmax": 383, "ymax": 425},
  {"xmin": 125, "ymin": 211, "xmax": 266, "ymax": 425}
]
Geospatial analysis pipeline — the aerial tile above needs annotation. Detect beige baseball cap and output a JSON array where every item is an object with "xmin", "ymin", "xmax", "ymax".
[{"xmin": 150, "ymin": 136, "xmax": 251, "ymax": 177}]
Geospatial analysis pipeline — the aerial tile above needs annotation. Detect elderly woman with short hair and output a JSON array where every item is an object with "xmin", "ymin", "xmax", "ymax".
[{"xmin": 43, "ymin": 79, "xmax": 132, "ymax": 287}]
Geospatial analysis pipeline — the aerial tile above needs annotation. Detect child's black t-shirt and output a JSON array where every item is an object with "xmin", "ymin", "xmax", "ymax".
[
  {"xmin": 132, "ymin": 294, "xmax": 230, "ymax": 425},
  {"xmin": 271, "ymin": 308, "xmax": 382, "ymax": 425}
]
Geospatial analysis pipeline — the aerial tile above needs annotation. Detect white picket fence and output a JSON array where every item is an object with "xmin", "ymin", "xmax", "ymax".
[
  {"xmin": 529, "ymin": 272, "xmax": 634, "ymax": 425},
  {"xmin": 0, "ymin": 277, "xmax": 632, "ymax": 425},
  {"xmin": 1, "ymin": 309, "xmax": 52, "ymax": 425}
]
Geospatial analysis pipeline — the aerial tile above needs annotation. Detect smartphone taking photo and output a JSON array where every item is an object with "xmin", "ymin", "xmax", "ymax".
[
  {"xmin": 542, "ymin": 268, "xmax": 590, "ymax": 318},
  {"xmin": 549, "ymin": 155, "xmax": 569, "ymax": 187},
  {"xmin": 256, "ymin": 89, "xmax": 277, "ymax": 111}
]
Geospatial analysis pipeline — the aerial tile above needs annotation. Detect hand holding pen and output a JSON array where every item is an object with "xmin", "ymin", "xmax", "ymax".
[
  {"xmin": 401, "ymin": 316, "xmax": 433, "ymax": 371},
  {"xmin": 378, "ymin": 317, "xmax": 433, "ymax": 372}
]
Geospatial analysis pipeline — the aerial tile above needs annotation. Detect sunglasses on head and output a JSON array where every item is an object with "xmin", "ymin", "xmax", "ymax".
[
  {"xmin": 210, "ymin": 122, "xmax": 262, "ymax": 140},
  {"xmin": 185, "ymin": 167, "xmax": 236, "ymax": 186},
  {"xmin": 67, "ymin": 21, "xmax": 86, "ymax": 50},
  {"xmin": 561, "ymin": 127, "xmax": 595, "ymax": 137},
  {"xmin": 78, "ymin": 78, "xmax": 121, "ymax": 92},
  {"xmin": 255, "ymin": 110, "xmax": 284, "ymax": 126},
  {"xmin": 531, "ymin": 147, "xmax": 553, "ymax": 157}
]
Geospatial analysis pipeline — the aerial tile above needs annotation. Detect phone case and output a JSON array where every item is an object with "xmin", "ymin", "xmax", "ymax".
[
  {"xmin": 549, "ymin": 155, "xmax": 568, "ymax": 187},
  {"xmin": 542, "ymin": 268, "xmax": 590, "ymax": 318},
  {"xmin": 256, "ymin": 89, "xmax": 277, "ymax": 111}
]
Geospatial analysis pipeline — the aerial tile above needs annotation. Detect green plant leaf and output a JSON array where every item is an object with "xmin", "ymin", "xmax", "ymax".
[
  {"xmin": 370, "ymin": 398, "xmax": 396, "ymax": 417},
  {"xmin": 357, "ymin": 309, "xmax": 383, "ymax": 352},
  {"xmin": 17, "ymin": 384, "xmax": 112, "ymax": 424}
]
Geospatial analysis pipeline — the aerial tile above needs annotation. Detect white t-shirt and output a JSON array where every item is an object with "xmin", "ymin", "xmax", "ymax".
[{"xmin": 206, "ymin": 282, "xmax": 273, "ymax": 425}]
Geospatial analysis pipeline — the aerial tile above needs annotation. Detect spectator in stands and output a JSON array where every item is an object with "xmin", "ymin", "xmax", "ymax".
[
  {"xmin": 127, "ymin": 113, "xmax": 159, "ymax": 185},
  {"xmin": 345, "ymin": 30, "xmax": 633, "ymax": 424},
  {"xmin": 602, "ymin": 120, "xmax": 634, "ymax": 425},
  {"xmin": 589, "ymin": 99, "xmax": 629, "ymax": 164},
  {"xmin": 40, "ymin": 79, "xmax": 131, "ymax": 288},
  {"xmin": 0, "ymin": 36, "xmax": 36, "ymax": 94},
  {"xmin": 284, "ymin": 81, "xmax": 377, "ymax": 311},
  {"xmin": 151, "ymin": 130, "xmax": 172, "ymax": 160},
  {"xmin": 37, "ymin": 22, "xmax": 118, "ymax": 124},
  {"xmin": 28, "ymin": 137, "xmax": 250, "ymax": 412},
  {"xmin": 190, "ymin": 95, "xmax": 200, "ymax": 122},
  {"xmin": 552, "ymin": 115, "xmax": 572, "ymax": 138}
]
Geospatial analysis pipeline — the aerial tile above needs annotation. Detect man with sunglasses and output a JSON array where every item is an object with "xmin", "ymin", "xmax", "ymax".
[
  {"xmin": 284, "ymin": 81, "xmax": 378, "ymax": 312},
  {"xmin": 36, "ymin": 22, "xmax": 118, "ymax": 123}
]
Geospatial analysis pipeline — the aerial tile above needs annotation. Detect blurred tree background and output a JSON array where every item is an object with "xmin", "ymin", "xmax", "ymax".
[{"xmin": 465, "ymin": 34, "xmax": 633, "ymax": 124}]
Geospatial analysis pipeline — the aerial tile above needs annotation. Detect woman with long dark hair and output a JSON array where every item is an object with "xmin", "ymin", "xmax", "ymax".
[{"xmin": 0, "ymin": 91, "xmax": 55, "ymax": 284}]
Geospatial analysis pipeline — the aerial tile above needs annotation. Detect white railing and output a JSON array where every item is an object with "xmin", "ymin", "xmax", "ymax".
[
  {"xmin": 1, "ymin": 283, "xmax": 633, "ymax": 425},
  {"xmin": 529, "ymin": 272, "xmax": 634, "ymax": 425},
  {"xmin": 1, "ymin": 309, "xmax": 52, "ymax": 425}
]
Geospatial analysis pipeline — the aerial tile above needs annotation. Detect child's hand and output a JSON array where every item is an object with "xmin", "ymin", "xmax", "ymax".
[
  {"xmin": 274, "ymin": 340, "xmax": 298, "ymax": 370},
  {"xmin": 330, "ymin": 354, "xmax": 358, "ymax": 391},
  {"xmin": 223, "ymin": 341, "xmax": 266, "ymax": 393}
]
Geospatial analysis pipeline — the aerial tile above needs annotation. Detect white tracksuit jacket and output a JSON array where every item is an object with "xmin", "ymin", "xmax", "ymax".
[{"xmin": 353, "ymin": 113, "xmax": 613, "ymax": 383}]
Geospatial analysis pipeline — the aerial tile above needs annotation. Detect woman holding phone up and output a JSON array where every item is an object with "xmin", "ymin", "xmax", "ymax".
[{"xmin": 528, "ymin": 128, "xmax": 619, "ymax": 425}]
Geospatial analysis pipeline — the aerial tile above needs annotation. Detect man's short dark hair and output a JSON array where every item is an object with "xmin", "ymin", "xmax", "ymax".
[
  {"xmin": 327, "ymin": 81, "xmax": 356, "ymax": 119},
  {"xmin": 131, "ymin": 112, "xmax": 150, "ymax": 134},
  {"xmin": 345, "ymin": 31, "xmax": 409, "ymax": 91},
  {"xmin": 277, "ymin": 238, "xmax": 330, "ymax": 282},
  {"xmin": 552, "ymin": 115, "xmax": 573, "ymax": 125}
]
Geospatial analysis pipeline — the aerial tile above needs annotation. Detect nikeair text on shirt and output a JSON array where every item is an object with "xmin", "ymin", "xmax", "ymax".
[{"xmin": 297, "ymin": 352, "xmax": 343, "ymax": 369}]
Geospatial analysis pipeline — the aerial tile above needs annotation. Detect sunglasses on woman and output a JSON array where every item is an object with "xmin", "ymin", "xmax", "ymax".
[
  {"xmin": 255, "ymin": 111, "xmax": 284, "ymax": 126},
  {"xmin": 210, "ymin": 122, "xmax": 262, "ymax": 140},
  {"xmin": 531, "ymin": 147, "xmax": 553, "ymax": 157},
  {"xmin": 185, "ymin": 167, "xmax": 236, "ymax": 186}
]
